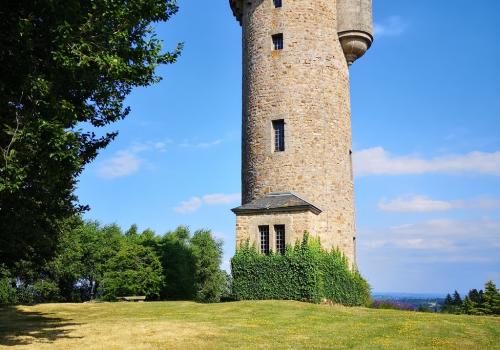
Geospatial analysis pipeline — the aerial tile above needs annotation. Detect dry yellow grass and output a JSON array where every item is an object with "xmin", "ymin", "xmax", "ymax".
[{"xmin": 0, "ymin": 301, "xmax": 499, "ymax": 349}]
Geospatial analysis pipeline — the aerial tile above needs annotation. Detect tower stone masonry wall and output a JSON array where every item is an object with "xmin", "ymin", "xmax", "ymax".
[{"xmin": 232, "ymin": 0, "xmax": 373, "ymax": 265}]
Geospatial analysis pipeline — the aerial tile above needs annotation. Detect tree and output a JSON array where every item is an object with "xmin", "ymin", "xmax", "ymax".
[
  {"xmin": 462, "ymin": 296, "xmax": 475, "ymax": 315},
  {"xmin": 467, "ymin": 289, "xmax": 485, "ymax": 315},
  {"xmin": 190, "ymin": 230, "xmax": 225, "ymax": 303},
  {"xmin": 49, "ymin": 220, "xmax": 122, "ymax": 301},
  {"xmin": 483, "ymin": 280, "xmax": 500, "ymax": 315},
  {"xmin": 0, "ymin": 0, "xmax": 182, "ymax": 268},
  {"xmin": 158, "ymin": 226, "xmax": 196, "ymax": 300},
  {"xmin": 442, "ymin": 293, "xmax": 453, "ymax": 313},
  {"xmin": 452, "ymin": 290, "xmax": 462, "ymax": 305},
  {"xmin": 468, "ymin": 289, "xmax": 483, "ymax": 304},
  {"xmin": 125, "ymin": 224, "xmax": 139, "ymax": 238},
  {"xmin": 10, "ymin": 220, "xmax": 166, "ymax": 303},
  {"xmin": 99, "ymin": 239, "xmax": 164, "ymax": 300}
]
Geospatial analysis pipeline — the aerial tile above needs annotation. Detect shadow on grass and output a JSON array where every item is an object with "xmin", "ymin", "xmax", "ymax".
[{"xmin": 0, "ymin": 306, "xmax": 82, "ymax": 346}]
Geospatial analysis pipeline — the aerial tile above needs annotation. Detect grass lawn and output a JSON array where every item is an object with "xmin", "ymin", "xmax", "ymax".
[{"xmin": 0, "ymin": 301, "xmax": 499, "ymax": 349}]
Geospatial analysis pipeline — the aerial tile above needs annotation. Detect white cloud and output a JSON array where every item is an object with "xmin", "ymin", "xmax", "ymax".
[
  {"xmin": 360, "ymin": 232, "xmax": 457, "ymax": 252},
  {"xmin": 203, "ymin": 193, "xmax": 240, "ymax": 204},
  {"xmin": 469, "ymin": 197, "xmax": 500, "ymax": 210},
  {"xmin": 358, "ymin": 218, "xmax": 500, "ymax": 292},
  {"xmin": 97, "ymin": 150, "xmax": 141, "ymax": 179},
  {"xmin": 97, "ymin": 140, "xmax": 171, "ymax": 179},
  {"xmin": 179, "ymin": 139, "xmax": 223, "ymax": 149},
  {"xmin": 353, "ymin": 147, "xmax": 500, "ymax": 176},
  {"xmin": 378, "ymin": 195, "xmax": 500, "ymax": 213},
  {"xmin": 174, "ymin": 193, "xmax": 241, "ymax": 214},
  {"xmin": 378, "ymin": 195, "xmax": 463, "ymax": 212},
  {"xmin": 374, "ymin": 16, "xmax": 408, "ymax": 37},
  {"xmin": 198, "ymin": 139, "xmax": 223, "ymax": 148},
  {"xmin": 392, "ymin": 238, "xmax": 455, "ymax": 251},
  {"xmin": 212, "ymin": 231, "xmax": 227, "ymax": 240},
  {"xmin": 128, "ymin": 140, "xmax": 171, "ymax": 154},
  {"xmin": 97, "ymin": 136, "xmax": 227, "ymax": 179},
  {"xmin": 403, "ymin": 255, "xmax": 495, "ymax": 263},
  {"xmin": 359, "ymin": 218, "xmax": 500, "ymax": 258},
  {"xmin": 174, "ymin": 197, "xmax": 203, "ymax": 214},
  {"xmin": 153, "ymin": 141, "xmax": 169, "ymax": 152},
  {"xmin": 390, "ymin": 219, "xmax": 500, "ymax": 239}
]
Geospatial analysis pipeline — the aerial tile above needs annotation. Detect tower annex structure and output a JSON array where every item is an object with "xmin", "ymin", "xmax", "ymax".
[{"xmin": 230, "ymin": 0, "xmax": 373, "ymax": 265}]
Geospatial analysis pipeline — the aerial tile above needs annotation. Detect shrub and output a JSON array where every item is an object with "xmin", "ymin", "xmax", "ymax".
[
  {"xmin": 231, "ymin": 234, "xmax": 370, "ymax": 306},
  {"xmin": 10, "ymin": 280, "xmax": 61, "ymax": 305},
  {"xmin": 33, "ymin": 280, "xmax": 61, "ymax": 303},
  {"xmin": 0, "ymin": 278, "xmax": 17, "ymax": 305},
  {"xmin": 0, "ymin": 265, "xmax": 17, "ymax": 305},
  {"xmin": 16, "ymin": 284, "xmax": 37, "ymax": 305}
]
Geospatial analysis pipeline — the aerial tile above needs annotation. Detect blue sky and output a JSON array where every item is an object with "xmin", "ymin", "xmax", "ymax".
[{"xmin": 77, "ymin": 0, "xmax": 500, "ymax": 294}]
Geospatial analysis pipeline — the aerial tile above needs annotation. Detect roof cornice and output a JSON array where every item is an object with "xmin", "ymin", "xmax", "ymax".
[{"xmin": 229, "ymin": 0, "xmax": 243, "ymax": 24}]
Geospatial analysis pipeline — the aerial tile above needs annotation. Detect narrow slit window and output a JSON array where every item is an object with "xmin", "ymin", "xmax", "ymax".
[
  {"xmin": 272, "ymin": 33, "xmax": 283, "ymax": 50},
  {"xmin": 259, "ymin": 225, "xmax": 270, "ymax": 255},
  {"xmin": 275, "ymin": 225, "xmax": 285, "ymax": 254},
  {"xmin": 273, "ymin": 0, "xmax": 282, "ymax": 8},
  {"xmin": 273, "ymin": 119, "xmax": 285, "ymax": 152},
  {"xmin": 349, "ymin": 150, "xmax": 353, "ymax": 180}
]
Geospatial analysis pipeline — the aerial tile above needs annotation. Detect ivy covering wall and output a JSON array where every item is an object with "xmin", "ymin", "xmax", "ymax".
[{"xmin": 231, "ymin": 235, "xmax": 370, "ymax": 306}]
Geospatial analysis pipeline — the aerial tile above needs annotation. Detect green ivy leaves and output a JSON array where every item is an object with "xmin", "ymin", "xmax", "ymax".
[{"xmin": 231, "ymin": 234, "xmax": 371, "ymax": 306}]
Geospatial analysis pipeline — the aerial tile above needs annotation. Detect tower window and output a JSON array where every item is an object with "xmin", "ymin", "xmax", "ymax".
[
  {"xmin": 259, "ymin": 225, "xmax": 270, "ymax": 255},
  {"xmin": 275, "ymin": 225, "xmax": 285, "ymax": 254},
  {"xmin": 273, "ymin": 0, "xmax": 282, "ymax": 8},
  {"xmin": 349, "ymin": 150, "xmax": 353, "ymax": 180},
  {"xmin": 272, "ymin": 119, "xmax": 285, "ymax": 152},
  {"xmin": 272, "ymin": 33, "xmax": 283, "ymax": 50}
]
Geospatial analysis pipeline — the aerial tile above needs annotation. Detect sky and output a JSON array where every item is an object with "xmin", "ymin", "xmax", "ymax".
[{"xmin": 77, "ymin": 0, "xmax": 500, "ymax": 295}]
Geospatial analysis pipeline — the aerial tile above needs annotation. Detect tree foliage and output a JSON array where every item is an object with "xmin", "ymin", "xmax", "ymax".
[
  {"xmin": 0, "ymin": 0, "xmax": 181, "ymax": 268},
  {"xmin": 2, "ymin": 221, "xmax": 228, "ymax": 304},
  {"xmin": 483, "ymin": 280, "xmax": 500, "ymax": 315},
  {"xmin": 100, "ymin": 240, "xmax": 164, "ymax": 300},
  {"xmin": 442, "ymin": 294, "xmax": 454, "ymax": 313},
  {"xmin": 0, "ymin": 265, "xmax": 17, "ymax": 305},
  {"xmin": 49, "ymin": 220, "xmax": 123, "ymax": 300},
  {"xmin": 452, "ymin": 290, "xmax": 462, "ymax": 306},
  {"xmin": 155, "ymin": 227, "xmax": 227, "ymax": 303},
  {"xmin": 442, "ymin": 281, "xmax": 499, "ymax": 316},
  {"xmin": 157, "ymin": 226, "xmax": 196, "ymax": 300},
  {"xmin": 191, "ymin": 230, "xmax": 226, "ymax": 303}
]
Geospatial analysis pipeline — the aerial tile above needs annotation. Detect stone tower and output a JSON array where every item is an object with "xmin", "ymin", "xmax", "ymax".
[{"xmin": 230, "ymin": 0, "xmax": 373, "ymax": 265}]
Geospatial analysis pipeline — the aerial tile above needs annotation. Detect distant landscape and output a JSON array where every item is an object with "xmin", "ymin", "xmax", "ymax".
[{"xmin": 372, "ymin": 292, "xmax": 444, "ymax": 312}]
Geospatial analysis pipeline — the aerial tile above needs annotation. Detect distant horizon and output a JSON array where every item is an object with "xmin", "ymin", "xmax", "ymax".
[{"xmin": 372, "ymin": 291, "xmax": 448, "ymax": 298}]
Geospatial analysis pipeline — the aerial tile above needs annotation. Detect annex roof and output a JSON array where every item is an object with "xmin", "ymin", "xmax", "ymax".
[{"xmin": 231, "ymin": 192, "xmax": 322, "ymax": 215}]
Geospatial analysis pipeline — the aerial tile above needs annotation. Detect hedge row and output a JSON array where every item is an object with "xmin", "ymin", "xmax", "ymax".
[{"xmin": 231, "ymin": 234, "xmax": 370, "ymax": 306}]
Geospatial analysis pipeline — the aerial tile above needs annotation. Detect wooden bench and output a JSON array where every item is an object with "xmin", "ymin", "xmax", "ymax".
[{"xmin": 117, "ymin": 296, "xmax": 146, "ymax": 302}]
